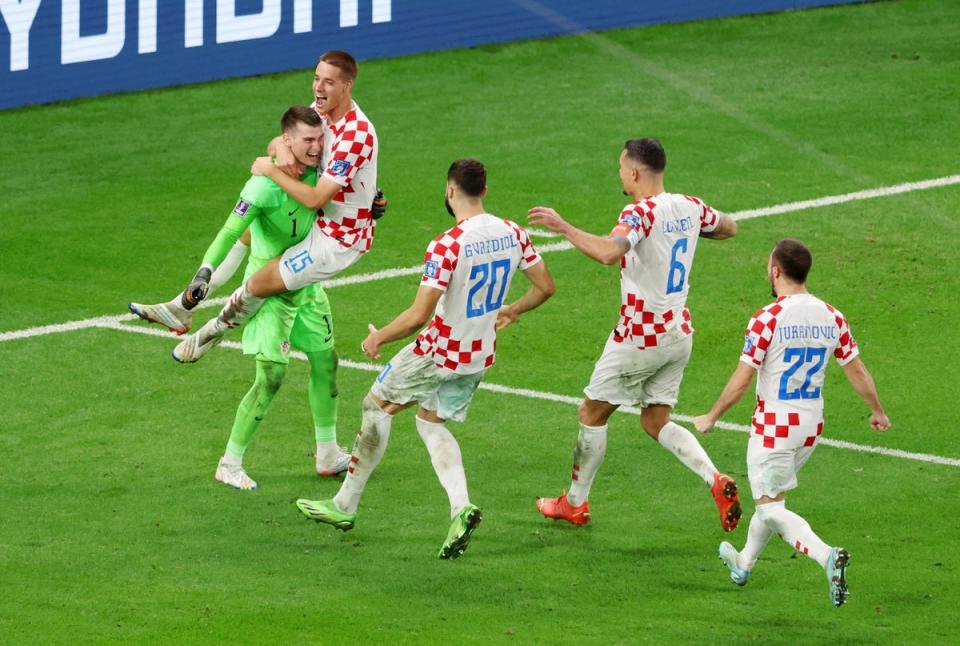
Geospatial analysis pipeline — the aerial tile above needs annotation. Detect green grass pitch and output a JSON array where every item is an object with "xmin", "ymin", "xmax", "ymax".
[{"xmin": 1, "ymin": 0, "xmax": 959, "ymax": 642}]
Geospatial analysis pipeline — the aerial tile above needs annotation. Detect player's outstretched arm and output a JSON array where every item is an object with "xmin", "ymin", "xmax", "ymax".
[
  {"xmin": 528, "ymin": 206, "xmax": 629, "ymax": 265},
  {"xmin": 251, "ymin": 158, "xmax": 341, "ymax": 211},
  {"xmin": 361, "ymin": 286, "xmax": 443, "ymax": 360},
  {"xmin": 700, "ymin": 213, "xmax": 738, "ymax": 240},
  {"xmin": 496, "ymin": 260, "xmax": 556, "ymax": 331},
  {"xmin": 694, "ymin": 361, "xmax": 757, "ymax": 434},
  {"xmin": 840, "ymin": 357, "xmax": 891, "ymax": 431}
]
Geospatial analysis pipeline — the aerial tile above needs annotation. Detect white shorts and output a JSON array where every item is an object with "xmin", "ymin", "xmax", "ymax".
[
  {"xmin": 278, "ymin": 224, "xmax": 364, "ymax": 291},
  {"xmin": 746, "ymin": 435, "xmax": 818, "ymax": 499},
  {"xmin": 370, "ymin": 342, "xmax": 486, "ymax": 423},
  {"xmin": 583, "ymin": 333, "xmax": 693, "ymax": 408}
]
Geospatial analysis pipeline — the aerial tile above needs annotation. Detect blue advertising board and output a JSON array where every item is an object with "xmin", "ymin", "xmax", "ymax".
[{"xmin": 1, "ymin": 1, "xmax": 859, "ymax": 110}]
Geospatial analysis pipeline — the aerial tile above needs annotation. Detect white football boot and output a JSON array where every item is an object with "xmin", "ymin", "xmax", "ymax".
[
  {"xmin": 128, "ymin": 298, "xmax": 194, "ymax": 335},
  {"xmin": 316, "ymin": 448, "xmax": 352, "ymax": 477},
  {"xmin": 215, "ymin": 458, "xmax": 258, "ymax": 490},
  {"xmin": 172, "ymin": 317, "xmax": 225, "ymax": 363}
]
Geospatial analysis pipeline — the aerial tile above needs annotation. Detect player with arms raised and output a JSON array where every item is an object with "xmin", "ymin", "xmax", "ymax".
[{"xmin": 694, "ymin": 238, "xmax": 890, "ymax": 607}]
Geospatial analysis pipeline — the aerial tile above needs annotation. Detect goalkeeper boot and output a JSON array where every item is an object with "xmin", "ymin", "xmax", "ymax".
[
  {"xmin": 172, "ymin": 317, "xmax": 226, "ymax": 363},
  {"xmin": 536, "ymin": 491, "xmax": 591, "ymax": 526},
  {"xmin": 825, "ymin": 547, "xmax": 851, "ymax": 608},
  {"xmin": 316, "ymin": 448, "xmax": 352, "ymax": 477},
  {"xmin": 296, "ymin": 498, "xmax": 356, "ymax": 531},
  {"xmin": 710, "ymin": 472, "xmax": 742, "ymax": 532},
  {"xmin": 439, "ymin": 504, "xmax": 483, "ymax": 559},
  {"xmin": 718, "ymin": 541, "xmax": 750, "ymax": 586},
  {"xmin": 214, "ymin": 457, "xmax": 258, "ymax": 491},
  {"xmin": 128, "ymin": 298, "xmax": 193, "ymax": 335}
]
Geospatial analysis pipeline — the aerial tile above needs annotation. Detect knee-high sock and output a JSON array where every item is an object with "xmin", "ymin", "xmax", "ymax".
[
  {"xmin": 657, "ymin": 421, "xmax": 718, "ymax": 485},
  {"xmin": 739, "ymin": 511, "xmax": 774, "ymax": 570},
  {"xmin": 207, "ymin": 241, "xmax": 249, "ymax": 295},
  {"xmin": 307, "ymin": 349, "xmax": 339, "ymax": 458},
  {"xmin": 218, "ymin": 282, "xmax": 266, "ymax": 329},
  {"xmin": 567, "ymin": 423, "xmax": 607, "ymax": 507},
  {"xmin": 415, "ymin": 416, "xmax": 469, "ymax": 518},
  {"xmin": 224, "ymin": 360, "xmax": 287, "ymax": 461},
  {"xmin": 757, "ymin": 500, "xmax": 831, "ymax": 569},
  {"xmin": 333, "ymin": 395, "xmax": 393, "ymax": 514}
]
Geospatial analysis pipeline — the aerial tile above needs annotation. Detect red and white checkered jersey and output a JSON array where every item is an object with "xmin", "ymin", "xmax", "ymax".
[
  {"xmin": 315, "ymin": 102, "xmax": 379, "ymax": 252},
  {"xmin": 413, "ymin": 213, "xmax": 541, "ymax": 374},
  {"xmin": 740, "ymin": 293, "xmax": 859, "ymax": 449},
  {"xmin": 609, "ymin": 193, "xmax": 720, "ymax": 349}
]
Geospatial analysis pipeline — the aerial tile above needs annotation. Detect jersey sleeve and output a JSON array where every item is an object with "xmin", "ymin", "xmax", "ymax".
[
  {"xmin": 323, "ymin": 121, "xmax": 375, "ymax": 188},
  {"xmin": 739, "ymin": 305, "xmax": 779, "ymax": 368},
  {"xmin": 201, "ymin": 199, "xmax": 259, "ymax": 268},
  {"xmin": 682, "ymin": 195, "xmax": 720, "ymax": 233},
  {"xmin": 506, "ymin": 220, "xmax": 542, "ymax": 270},
  {"xmin": 609, "ymin": 201, "xmax": 654, "ymax": 247},
  {"xmin": 420, "ymin": 230, "xmax": 460, "ymax": 292},
  {"xmin": 832, "ymin": 309, "xmax": 860, "ymax": 366}
]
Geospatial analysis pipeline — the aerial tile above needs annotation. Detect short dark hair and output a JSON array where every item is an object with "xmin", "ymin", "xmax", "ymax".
[
  {"xmin": 319, "ymin": 50, "xmax": 358, "ymax": 81},
  {"xmin": 624, "ymin": 138, "xmax": 666, "ymax": 172},
  {"xmin": 280, "ymin": 105, "xmax": 323, "ymax": 134},
  {"xmin": 447, "ymin": 159, "xmax": 486, "ymax": 197},
  {"xmin": 772, "ymin": 238, "xmax": 813, "ymax": 284}
]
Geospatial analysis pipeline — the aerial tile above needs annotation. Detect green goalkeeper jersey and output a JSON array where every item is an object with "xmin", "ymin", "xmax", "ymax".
[{"xmin": 202, "ymin": 166, "xmax": 319, "ymax": 273}]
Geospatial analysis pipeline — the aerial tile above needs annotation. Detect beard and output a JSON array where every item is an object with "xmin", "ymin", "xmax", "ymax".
[
  {"xmin": 445, "ymin": 197, "xmax": 455, "ymax": 217},
  {"xmin": 769, "ymin": 271, "xmax": 777, "ymax": 298}
]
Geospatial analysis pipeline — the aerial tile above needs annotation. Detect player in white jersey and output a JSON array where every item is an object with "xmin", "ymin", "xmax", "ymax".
[
  {"xmin": 694, "ymin": 238, "xmax": 890, "ymax": 607},
  {"xmin": 174, "ymin": 50, "xmax": 381, "ymax": 363},
  {"xmin": 529, "ymin": 138, "xmax": 743, "ymax": 532},
  {"xmin": 295, "ymin": 159, "xmax": 556, "ymax": 559}
]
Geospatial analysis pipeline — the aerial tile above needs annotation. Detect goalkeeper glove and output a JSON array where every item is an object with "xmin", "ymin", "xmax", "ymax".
[
  {"xmin": 371, "ymin": 188, "xmax": 388, "ymax": 220},
  {"xmin": 180, "ymin": 266, "xmax": 213, "ymax": 310}
]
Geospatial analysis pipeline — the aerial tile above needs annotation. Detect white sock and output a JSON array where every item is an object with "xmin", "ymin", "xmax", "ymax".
[
  {"xmin": 219, "ymin": 282, "xmax": 265, "ymax": 328},
  {"xmin": 739, "ymin": 512, "xmax": 773, "ymax": 570},
  {"xmin": 221, "ymin": 451, "xmax": 242, "ymax": 466},
  {"xmin": 657, "ymin": 421, "xmax": 718, "ymax": 485},
  {"xmin": 757, "ymin": 501, "xmax": 832, "ymax": 569},
  {"xmin": 415, "ymin": 416, "xmax": 469, "ymax": 518},
  {"xmin": 333, "ymin": 395, "xmax": 392, "ymax": 514},
  {"xmin": 567, "ymin": 423, "xmax": 607, "ymax": 507},
  {"xmin": 208, "ymin": 241, "xmax": 250, "ymax": 295}
]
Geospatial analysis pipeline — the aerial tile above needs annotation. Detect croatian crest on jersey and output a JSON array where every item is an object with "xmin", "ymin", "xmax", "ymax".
[
  {"xmin": 233, "ymin": 199, "xmax": 251, "ymax": 217},
  {"xmin": 424, "ymin": 260, "xmax": 439, "ymax": 279},
  {"xmin": 280, "ymin": 340, "xmax": 290, "ymax": 355},
  {"xmin": 330, "ymin": 159, "xmax": 351, "ymax": 177},
  {"xmin": 622, "ymin": 213, "xmax": 641, "ymax": 229}
]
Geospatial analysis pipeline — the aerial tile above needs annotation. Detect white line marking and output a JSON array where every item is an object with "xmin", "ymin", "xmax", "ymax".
[
  {"xmin": 4, "ymin": 174, "xmax": 960, "ymax": 468},
  {"xmin": 732, "ymin": 175, "xmax": 960, "ymax": 220},
  {"xmin": 84, "ymin": 319, "xmax": 960, "ymax": 469}
]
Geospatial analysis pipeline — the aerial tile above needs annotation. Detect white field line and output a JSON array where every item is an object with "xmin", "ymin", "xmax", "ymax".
[
  {"xmin": 4, "ymin": 174, "xmax": 959, "ymax": 468},
  {"xmin": 52, "ymin": 320, "xmax": 960, "ymax": 469}
]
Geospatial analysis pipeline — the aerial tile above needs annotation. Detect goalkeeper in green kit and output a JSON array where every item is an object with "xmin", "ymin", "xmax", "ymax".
[{"xmin": 129, "ymin": 105, "xmax": 383, "ymax": 489}]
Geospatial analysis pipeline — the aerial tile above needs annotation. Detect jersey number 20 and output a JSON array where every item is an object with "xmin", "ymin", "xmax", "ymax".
[
  {"xmin": 778, "ymin": 346, "xmax": 827, "ymax": 400},
  {"xmin": 467, "ymin": 259, "xmax": 511, "ymax": 318}
]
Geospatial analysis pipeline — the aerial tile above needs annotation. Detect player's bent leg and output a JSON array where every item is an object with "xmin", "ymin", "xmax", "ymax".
[
  {"xmin": 328, "ymin": 394, "xmax": 397, "ymax": 515},
  {"xmin": 415, "ymin": 413, "xmax": 470, "ymax": 517},
  {"xmin": 246, "ymin": 258, "xmax": 289, "ymax": 298}
]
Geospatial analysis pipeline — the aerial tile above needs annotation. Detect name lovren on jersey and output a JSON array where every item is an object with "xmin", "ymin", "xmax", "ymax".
[
  {"xmin": 661, "ymin": 216, "xmax": 695, "ymax": 234},
  {"xmin": 463, "ymin": 235, "xmax": 519, "ymax": 258}
]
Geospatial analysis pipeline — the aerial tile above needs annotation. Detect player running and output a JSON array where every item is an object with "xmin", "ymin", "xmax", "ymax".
[
  {"xmin": 529, "ymin": 138, "xmax": 743, "ymax": 532},
  {"xmin": 694, "ymin": 238, "xmax": 890, "ymax": 607},
  {"xmin": 174, "ymin": 50, "xmax": 380, "ymax": 362},
  {"xmin": 131, "ymin": 106, "xmax": 354, "ymax": 486},
  {"xmin": 295, "ymin": 159, "xmax": 555, "ymax": 559}
]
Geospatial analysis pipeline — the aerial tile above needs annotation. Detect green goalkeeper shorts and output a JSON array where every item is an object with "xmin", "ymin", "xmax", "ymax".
[{"xmin": 242, "ymin": 283, "xmax": 335, "ymax": 364}]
